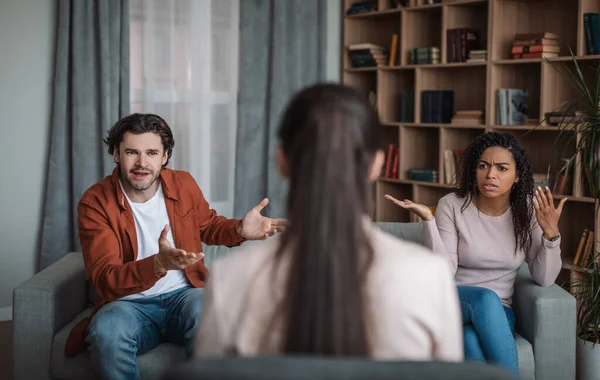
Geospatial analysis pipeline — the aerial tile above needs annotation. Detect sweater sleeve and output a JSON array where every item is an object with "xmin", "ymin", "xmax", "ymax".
[
  {"xmin": 423, "ymin": 197, "xmax": 459, "ymax": 275},
  {"xmin": 194, "ymin": 263, "xmax": 228, "ymax": 357},
  {"xmin": 434, "ymin": 258, "xmax": 464, "ymax": 362},
  {"xmin": 525, "ymin": 219, "xmax": 562, "ymax": 287}
]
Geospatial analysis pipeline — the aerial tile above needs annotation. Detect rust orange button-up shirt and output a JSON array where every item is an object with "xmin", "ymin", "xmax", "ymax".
[{"xmin": 65, "ymin": 167, "xmax": 244, "ymax": 357}]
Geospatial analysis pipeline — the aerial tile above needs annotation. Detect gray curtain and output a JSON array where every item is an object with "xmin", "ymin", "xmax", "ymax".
[
  {"xmin": 234, "ymin": 0, "xmax": 328, "ymax": 219},
  {"xmin": 39, "ymin": 0, "xmax": 129, "ymax": 270}
]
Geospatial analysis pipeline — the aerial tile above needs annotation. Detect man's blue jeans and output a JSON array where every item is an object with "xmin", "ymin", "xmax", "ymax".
[
  {"xmin": 459, "ymin": 286, "xmax": 519, "ymax": 378},
  {"xmin": 85, "ymin": 286, "xmax": 204, "ymax": 380}
]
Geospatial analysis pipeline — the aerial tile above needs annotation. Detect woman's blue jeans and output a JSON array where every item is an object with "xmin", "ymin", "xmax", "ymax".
[
  {"xmin": 85, "ymin": 286, "xmax": 204, "ymax": 380},
  {"xmin": 459, "ymin": 286, "xmax": 519, "ymax": 378}
]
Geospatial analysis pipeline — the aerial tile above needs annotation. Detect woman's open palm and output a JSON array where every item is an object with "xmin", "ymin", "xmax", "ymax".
[
  {"xmin": 384, "ymin": 195, "xmax": 434, "ymax": 221},
  {"xmin": 533, "ymin": 186, "xmax": 567, "ymax": 239}
]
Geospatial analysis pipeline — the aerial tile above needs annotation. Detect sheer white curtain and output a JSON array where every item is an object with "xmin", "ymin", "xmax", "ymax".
[{"xmin": 129, "ymin": 0, "xmax": 239, "ymax": 217}]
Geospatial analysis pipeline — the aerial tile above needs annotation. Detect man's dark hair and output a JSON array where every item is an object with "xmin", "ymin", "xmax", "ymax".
[{"xmin": 104, "ymin": 113, "xmax": 175, "ymax": 168}]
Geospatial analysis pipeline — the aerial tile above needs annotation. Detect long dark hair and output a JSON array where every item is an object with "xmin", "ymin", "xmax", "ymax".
[
  {"xmin": 274, "ymin": 83, "xmax": 383, "ymax": 356},
  {"xmin": 104, "ymin": 113, "xmax": 175, "ymax": 168},
  {"xmin": 456, "ymin": 131, "xmax": 534, "ymax": 253}
]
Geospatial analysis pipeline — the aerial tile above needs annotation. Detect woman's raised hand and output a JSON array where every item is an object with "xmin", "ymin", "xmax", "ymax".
[{"xmin": 384, "ymin": 195, "xmax": 434, "ymax": 222}]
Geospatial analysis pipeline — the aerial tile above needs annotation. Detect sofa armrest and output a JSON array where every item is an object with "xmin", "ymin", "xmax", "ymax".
[
  {"xmin": 513, "ymin": 264, "xmax": 576, "ymax": 380},
  {"xmin": 13, "ymin": 252, "xmax": 87, "ymax": 380}
]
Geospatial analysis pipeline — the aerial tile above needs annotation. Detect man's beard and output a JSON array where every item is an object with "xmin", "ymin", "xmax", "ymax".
[{"xmin": 125, "ymin": 168, "xmax": 159, "ymax": 191}]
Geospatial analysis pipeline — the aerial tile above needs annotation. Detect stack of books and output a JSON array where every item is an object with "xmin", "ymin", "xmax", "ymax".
[
  {"xmin": 421, "ymin": 90, "xmax": 454, "ymax": 123},
  {"xmin": 409, "ymin": 47, "xmax": 440, "ymax": 64},
  {"xmin": 446, "ymin": 28, "xmax": 480, "ymax": 62},
  {"xmin": 348, "ymin": 43, "xmax": 388, "ymax": 68},
  {"xmin": 408, "ymin": 169, "xmax": 438, "ymax": 183},
  {"xmin": 544, "ymin": 111, "xmax": 585, "ymax": 126},
  {"xmin": 451, "ymin": 110, "xmax": 484, "ymax": 125},
  {"xmin": 511, "ymin": 32, "xmax": 560, "ymax": 59},
  {"xmin": 345, "ymin": 1, "xmax": 377, "ymax": 15},
  {"xmin": 467, "ymin": 49, "xmax": 487, "ymax": 63}
]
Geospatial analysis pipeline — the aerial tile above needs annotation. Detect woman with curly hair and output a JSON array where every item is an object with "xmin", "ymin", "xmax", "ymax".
[{"xmin": 386, "ymin": 131, "xmax": 567, "ymax": 377}]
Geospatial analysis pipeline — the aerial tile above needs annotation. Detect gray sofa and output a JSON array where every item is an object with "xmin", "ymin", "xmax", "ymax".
[
  {"xmin": 13, "ymin": 222, "xmax": 576, "ymax": 380},
  {"xmin": 163, "ymin": 356, "xmax": 517, "ymax": 380}
]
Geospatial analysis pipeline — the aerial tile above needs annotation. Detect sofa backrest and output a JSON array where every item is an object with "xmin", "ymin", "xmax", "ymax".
[
  {"xmin": 202, "ymin": 222, "xmax": 425, "ymax": 270},
  {"xmin": 87, "ymin": 222, "xmax": 426, "ymax": 303},
  {"xmin": 375, "ymin": 222, "xmax": 424, "ymax": 244},
  {"xmin": 163, "ymin": 356, "xmax": 517, "ymax": 380}
]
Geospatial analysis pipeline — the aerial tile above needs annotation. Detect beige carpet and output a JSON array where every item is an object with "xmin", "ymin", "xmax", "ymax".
[{"xmin": 0, "ymin": 321, "xmax": 12, "ymax": 380}]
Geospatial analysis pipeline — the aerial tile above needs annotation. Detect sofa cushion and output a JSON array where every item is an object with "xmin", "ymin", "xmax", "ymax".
[
  {"xmin": 375, "ymin": 222, "xmax": 424, "ymax": 244},
  {"xmin": 515, "ymin": 333, "xmax": 534, "ymax": 380},
  {"xmin": 51, "ymin": 309, "xmax": 186, "ymax": 380}
]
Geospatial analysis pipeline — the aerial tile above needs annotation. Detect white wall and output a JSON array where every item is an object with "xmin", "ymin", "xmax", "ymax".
[{"xmin": 0, "ymin": 0, "xmax": 56, "ymax": 319}]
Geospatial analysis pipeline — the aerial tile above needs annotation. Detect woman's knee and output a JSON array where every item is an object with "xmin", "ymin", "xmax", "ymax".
[{"xmin": 461, "ymin": 286, "xmax": 502, "ymax": 310}]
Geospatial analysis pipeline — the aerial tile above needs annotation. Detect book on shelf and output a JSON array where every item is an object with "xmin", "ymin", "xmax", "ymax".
[
  {"xmin": 451, "ymin": 110, "xmax": 484, "ymax": 125},
  {"xmin": 552, "ymin": 158, "xmax": 572, "ymax": 195},
  {"xmin": 421, "ymin": 90, "xmax": 454, "ymax": 123},
  {"xmin": 389, "ymin": 34, "xmax": 399, "ymax": 66},
  {"xmin": 408, "ymin": 0, "xmax": 441, "ymax": 6},
  {"xmin": 574, "ymin": 229, "xmax": 596, "ymax": 268},
  {"xmin": 346, "ymin": 1, "xmax": 377, "ymax": 15},
  {"xmin": 409, "ymin": 47, "xmax": 440, "ymax": 65},
  {"xmin": 467, "ymin": 49, "xmax": 487, "ymax": 63},
  {"xmin": 496, "ymin": 89, "xmax": 528, "ymax": 126},
  {"xmin": 583, "ymin": 13, "xmax": 600, "ymax": 55},
  {"xmin": 348, "ymin": 44, "xmax": 388, "ymax": 68},
  {"xmin": 384, "ymin": 144, "xmax": 400, "ymax": 179},
  {"xmin": 408, "ymin": 168, "xmax": 438, "ymax": 182},
  {"xmin": 443, "ymin": 149, "xmax": 464, "ymax": 185},
  {"xmin": 511, "ymin": 32, "xmax": 560, "ymax": 59},
  {"xmin": 446, "ymin": 28, "xmax": 481, "ymax": 63},
  {"xmin": 400, "ymin": 90, "xmax": 414, "ymax": 123},
  {"xmin": 544, "ymin": 111, "xmax": 585, "ymax": 126}
]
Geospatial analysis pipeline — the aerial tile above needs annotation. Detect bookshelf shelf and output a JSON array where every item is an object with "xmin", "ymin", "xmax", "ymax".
[
  {"xmin": 403, "ymin": 3, "xmax": 444, "ymax": 12},
  {"xmin": 491, "ymin": 125, "xmax": 558, "ymax": 132},
  {"xmin": 343, "ymin": 0, "xmax": 599, "ymax": 293},
  {"xmin": 345, "ymin": 8, "xmax": 402, "ymax": 19},
  {"xmin": 548, "ymin": 54, "xmax": 600, "ymax": 62},
  {"xmin": 345, "ymin": 67, "xmax": 379, "ymax": 72},
  {"xmin": 493, "ymin": 58, "xmax": 542, "ymax": 65},
  {"xmin": 405, "ymin": 61, "xmax": 487, "ymax": 68}
]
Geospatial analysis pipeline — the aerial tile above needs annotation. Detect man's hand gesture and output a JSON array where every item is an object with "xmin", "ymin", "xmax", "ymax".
[
  {"xmin": 239, "ymin": 198, "xmax": 287, "ymax": 240},
  {"xmin": 154, "ymin": 225, "xmax": 203, "ymax": 276}
]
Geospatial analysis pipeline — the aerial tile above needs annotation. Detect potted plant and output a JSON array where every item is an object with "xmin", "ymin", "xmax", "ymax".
[{"xmin": 545, "ymin": 52, "xmax": 600, "ymax": 379}]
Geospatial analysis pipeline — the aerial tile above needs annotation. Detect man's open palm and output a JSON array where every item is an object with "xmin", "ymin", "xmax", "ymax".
[{"xmin": 240, "ymin": 198, "xmax": 287, "ymax": 240}]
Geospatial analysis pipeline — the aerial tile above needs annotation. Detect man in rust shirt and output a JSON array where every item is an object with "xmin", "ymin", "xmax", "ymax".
[{"xmin": 65, "ymin": 113, "xmax": 285, "ymax": 380}]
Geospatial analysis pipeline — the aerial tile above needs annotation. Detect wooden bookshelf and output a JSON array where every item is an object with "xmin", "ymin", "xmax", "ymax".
[{"xmin": 342, "ymin": 0, "xmax": 600, "ymax": 290}]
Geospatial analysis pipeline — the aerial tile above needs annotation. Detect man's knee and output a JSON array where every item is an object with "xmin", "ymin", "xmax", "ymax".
[
  {"xmin": 86, "ymin": 302, "xmax": 139, "ymax": 350},
  {"xmin": 181, "ymin": 288, "xmax": 204, "ymax": 320}
]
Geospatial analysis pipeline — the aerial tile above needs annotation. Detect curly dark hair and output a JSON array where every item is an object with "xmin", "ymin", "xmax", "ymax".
[
  {"xmin": 456, "ymin": 131, "xmax": 535, "ymax": 254},
  {"xmin": 104, "ymin": 113, "xmax": 175, "ymax": 168}
]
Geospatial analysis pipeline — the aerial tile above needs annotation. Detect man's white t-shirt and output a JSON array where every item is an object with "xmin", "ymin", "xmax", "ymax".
[{"xmin": 119, "ymin": 181, "xmax": 189, "ymax": 300}]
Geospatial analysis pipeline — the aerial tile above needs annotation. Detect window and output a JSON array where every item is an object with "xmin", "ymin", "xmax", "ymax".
[{"xmin": 130, "ymin": 0, "xmax": 239, "ymax": 217}]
